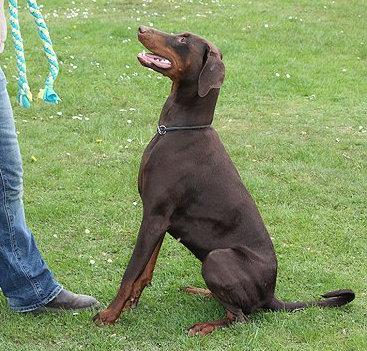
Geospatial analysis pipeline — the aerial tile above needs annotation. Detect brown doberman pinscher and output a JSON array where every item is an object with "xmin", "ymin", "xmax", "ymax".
[{"xmin": 93, "ymin": 26, "xmax": 355, "ymax": 335}]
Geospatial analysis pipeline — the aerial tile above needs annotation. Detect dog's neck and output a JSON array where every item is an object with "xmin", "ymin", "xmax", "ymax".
[{"xmin": 158, "ymin": 81, "xmax": 220, "ymax": 127}]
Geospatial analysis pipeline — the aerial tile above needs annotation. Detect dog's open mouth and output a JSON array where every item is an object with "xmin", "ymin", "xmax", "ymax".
[{"xmin": 137, "ymin": 51, "xmax": 172, "ymax": 69}]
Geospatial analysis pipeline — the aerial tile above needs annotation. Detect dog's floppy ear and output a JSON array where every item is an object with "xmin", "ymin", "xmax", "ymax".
[{"xmin": 198, "ymin": 45, "xmax": 225, "ymax": 98}]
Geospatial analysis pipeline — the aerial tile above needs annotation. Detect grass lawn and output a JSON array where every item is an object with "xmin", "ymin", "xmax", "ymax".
[{"xmin": 0, "ymin": 0, "xmax": 366, "ymax": 350}]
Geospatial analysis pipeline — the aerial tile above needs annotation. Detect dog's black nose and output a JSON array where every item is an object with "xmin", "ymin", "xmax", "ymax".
[{"xmin": 138, "ymin": 26, "xmax": 148, "ymax": 34}]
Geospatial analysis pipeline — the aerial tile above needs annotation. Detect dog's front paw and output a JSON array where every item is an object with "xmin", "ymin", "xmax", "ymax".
[{"xmin": 93, "ymin": 309, "xmax": 119, "ymax": 326}]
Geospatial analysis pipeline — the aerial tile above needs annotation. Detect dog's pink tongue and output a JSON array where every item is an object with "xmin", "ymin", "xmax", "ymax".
[{"xmin": 138, "ymin": 52, "xmax": 172, "ymax": 69}]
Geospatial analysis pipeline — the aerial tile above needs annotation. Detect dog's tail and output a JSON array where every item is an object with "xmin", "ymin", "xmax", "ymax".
[{"xmin": 265, "ymin": 289, "xmax": 355, "ymax": 312}]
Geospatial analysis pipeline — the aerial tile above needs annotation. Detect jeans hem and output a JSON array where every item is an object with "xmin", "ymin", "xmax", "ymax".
[{"xmin": 9, "ymin": 284, "xmax": 63, "ymax": 312}]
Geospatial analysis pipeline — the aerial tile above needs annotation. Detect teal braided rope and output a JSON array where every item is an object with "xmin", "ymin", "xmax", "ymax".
[
  {"xmin": 27, "ymin": 0, "xmax": 60, "ymax": 104},
  {"xmin": 8, "ymin": 0, "xmax": 32, "ymax": 108}
]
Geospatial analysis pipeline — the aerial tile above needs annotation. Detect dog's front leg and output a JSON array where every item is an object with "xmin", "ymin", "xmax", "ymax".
[
  {"xmin": 124, "ymin": 236, "xmax": 164, "ymax": 310},
  {"xmin": 93, "ymin": 216, "xmax": 167, "ymax": 325}
]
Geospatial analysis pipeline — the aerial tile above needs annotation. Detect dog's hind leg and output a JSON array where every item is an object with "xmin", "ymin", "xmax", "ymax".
[{"xmin": 188, "ymin": 248, "xmax": 274, "ymax": 336}]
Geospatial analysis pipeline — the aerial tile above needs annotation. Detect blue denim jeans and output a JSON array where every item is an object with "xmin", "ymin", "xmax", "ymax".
[{"xmin": 0, "ymin": 67, "xmax": 61, "ymax": 311}]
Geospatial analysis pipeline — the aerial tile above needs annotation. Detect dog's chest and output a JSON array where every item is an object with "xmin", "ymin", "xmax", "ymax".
[{"xmin": 138, "ymin": 135, "xmax": 161, "ymax": 194}]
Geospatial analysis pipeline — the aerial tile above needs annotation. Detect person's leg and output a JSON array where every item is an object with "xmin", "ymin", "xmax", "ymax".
[
  {"xmin": 0, "ymin": 67, "xmax": 98, "ymax": 312},
  {"xmin": 0, "ymin": 67, "xmax": 62, "ymax": 311}
]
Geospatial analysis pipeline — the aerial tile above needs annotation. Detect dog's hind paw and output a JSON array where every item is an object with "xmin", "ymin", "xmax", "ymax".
[
  {"xmin": 188, "ymin": 322, "xmax": 218, "ymax": 336},
  {"xmin": 183, "ymin": 286, "xmax": 213, "ymax": 298}
]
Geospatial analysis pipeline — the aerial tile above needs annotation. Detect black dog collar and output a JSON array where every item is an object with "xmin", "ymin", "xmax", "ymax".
[{"xmin": 157, "ymin": 124, "xmax": 211, "ymax": 135}]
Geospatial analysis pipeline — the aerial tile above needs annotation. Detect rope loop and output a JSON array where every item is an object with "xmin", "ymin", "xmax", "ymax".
[{"xmin": 8, "ymin": 0, "xmax": 60, "ymax": 107}]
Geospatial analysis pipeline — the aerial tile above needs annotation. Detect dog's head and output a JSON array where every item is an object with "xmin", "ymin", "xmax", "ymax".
[{"xmin": 137, "ymin": 26, "xmax": 225, "ymax": 97}]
